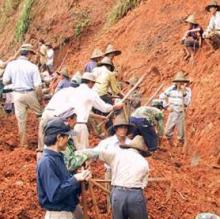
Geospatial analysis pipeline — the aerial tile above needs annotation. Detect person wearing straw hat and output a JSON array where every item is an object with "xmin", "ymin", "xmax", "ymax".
[
  {"xmin": 159, "ymin": 71, "xmax": 191, "ymax": 146},
  {"xmin": 130, "ymin": 99, "xmax": 164, "ymax": 153},
  {"xmin": 84, "ymin": 48, "xmax": 103, "ymax": 73},
  {"xmin": 54, "ymin": 67, "xmax": 72, "ymax": 93},
  {"xmin": 79, "ymin": 135, "xmax": 149, "ymax": 219},
  {"xmin": 181, "ymin": 14, "xmax": 203, "ymax": 61},
  {"xmin": 3, "ymin": 43, "xmax": 42, "ymax": 147},
  {"xmin": 203, "ymin": 0, "xmax": 220, "ymax": 49}
]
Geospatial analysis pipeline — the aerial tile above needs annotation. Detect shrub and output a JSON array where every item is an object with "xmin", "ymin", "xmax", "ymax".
[
  {"xmin": 74, "ymin": 10, "xmax": 90, "ymax": 37},
  {"xmin": 15, "ymin": 0, "xmax": 34, "ymax": 42}
]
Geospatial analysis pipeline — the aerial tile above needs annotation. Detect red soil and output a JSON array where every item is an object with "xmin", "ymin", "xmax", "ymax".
[{"xmin": 0, "ymin": 0, "xmax": 220, "ymax": 218}]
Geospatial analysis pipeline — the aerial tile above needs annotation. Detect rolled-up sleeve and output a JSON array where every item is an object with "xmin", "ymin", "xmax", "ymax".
[{"xmin": 92, "ymin": 91, "xmax": 113, "ymax": 113}]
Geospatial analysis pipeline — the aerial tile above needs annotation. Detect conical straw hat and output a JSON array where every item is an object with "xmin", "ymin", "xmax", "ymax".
[
  {"xmin": 90, "ymin": 48, "xmax": 104, "ymax": 59},
  {"xmin": 104, "ymin": 44, "xmax": 121, "ymax": 56},
  {"xmin": 185, "ymin": 15, "xmax": 197, "ymax": 24},
  {"xmin": 172, "ymin": 71, "xmax": 190, "ymax": 83}
]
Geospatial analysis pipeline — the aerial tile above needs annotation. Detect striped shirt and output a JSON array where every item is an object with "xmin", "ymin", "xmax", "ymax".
[{"xmin": 159, "ymin": 85, "xmax": 191, "ymax": 112}]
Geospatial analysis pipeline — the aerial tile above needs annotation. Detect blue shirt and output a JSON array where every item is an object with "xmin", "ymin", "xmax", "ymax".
[
  {"xmin": 37, "ymin": 149, "xmax": 81, "ymax": 211},
  {"xmin": 55, "ymin": 78, "xmax": 72, "ymax": 93},
  {"xmin": 3, "ymin": 56, "xmax": 42, "ymax": 91},
  {"xmin": 84, "ymin": 60, "xmax": 97, "ymax": 72}
]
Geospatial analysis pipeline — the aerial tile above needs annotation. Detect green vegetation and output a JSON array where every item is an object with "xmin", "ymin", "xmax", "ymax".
[
  {"xmin": 74, "ymin": 10, "xmax": 90, "ymax": 37},
  {"xmin": 15, "ymin": 0, "xmax": 34, "ymax": 42},
  {"xmin": 107, "ymin": 0, "xmax": 141, "ymax": 25},
  {"xmin": 4, "ymin": 0, "xmax": 21, "ymax": 15}
]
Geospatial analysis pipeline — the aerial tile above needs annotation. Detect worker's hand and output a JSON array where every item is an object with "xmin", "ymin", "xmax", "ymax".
[
  {"xmin": 113, "ymin": 102, "xmax": 124, "ymax": 110},
  {"xmin": 36, "ymin": 151, "xmax": 43, "ymax": 161},
  {"xmin": 167, "ymin": 106, "xmax": 173, "ymax": 112},
  {"xmin": 74, "ymin": 169, "xmax": 92, "ymax": 182}
]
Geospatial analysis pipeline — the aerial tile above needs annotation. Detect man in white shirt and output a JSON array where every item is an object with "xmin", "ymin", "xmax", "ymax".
[
  {"xmin": 46, "ymin": 43, "xmax": 54, "ymax": 74},
  {"xmin": 81, "ymin": 134, "xmax": 149, "ymax": 219},
  {"xmin": 38, "ymin": 72, "xmax": 123, "ymax": 151},
  {"xmin": 3, "ymin": 44, "xmax": 42, "ymax": 147},
  {"xmin": 203, "ymin": 1, "xmax": 220, "ymax": 49},
  {"xmin": 160, "ymin": 71, "xmax": 191, "ymax": 146}
]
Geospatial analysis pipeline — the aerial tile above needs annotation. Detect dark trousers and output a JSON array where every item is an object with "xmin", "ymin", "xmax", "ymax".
[
  {"xmin": 111, "ymin": 187, "xmax": 148, "ymax": 219},
  {"xmin": 130, "ymin": 117, "xmax": 158, "ymax": 151}
]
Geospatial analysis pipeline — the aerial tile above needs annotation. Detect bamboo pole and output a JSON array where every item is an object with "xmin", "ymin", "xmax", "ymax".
[
  {"xmin": 89, "ymin": 183, "xmax": 101, "ymax": 219},
  {"xmin": 144, "ymin": 84, "xmax": 164, "ymax": 106}
]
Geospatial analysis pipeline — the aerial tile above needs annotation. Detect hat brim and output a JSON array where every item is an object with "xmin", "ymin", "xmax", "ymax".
[
  {"xmin": 173, "ymin": 79, "xmax": 190, "ymax": 83},
  {"xmin": 105, "ymin": 50, "xmax": 122, "ymax": 56},
  {"xmin": 97, "ymin": 62, "xmax": 114, "ymax": 67},
  {"xmin": 108, "ymin": 123, "xmax": 134, "ymax": 135},
  {"xmin": 120, "ymin": 143, "xmax": 148, "ymax": 153},
  {"xmin": 206, "ymin": 5, "xmax": 220, "ymax": 11},
  {"xmin": 91, "ymin": 55, "xmax": 103, "ymax": 59},
  {"xmin": 20, "ymin": 49, "xmax": 36, "ymax": 55},
  {"xmin": 185, "ymin": 20, "xmax": 197, "ymax": 25}
]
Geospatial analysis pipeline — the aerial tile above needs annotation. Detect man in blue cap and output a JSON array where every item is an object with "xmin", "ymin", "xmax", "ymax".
[{"xmin": 37, "ymin": 118, "xmax": 91, "ymax": 219}]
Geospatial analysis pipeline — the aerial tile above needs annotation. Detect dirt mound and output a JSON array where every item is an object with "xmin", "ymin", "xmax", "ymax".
[{"xmin": 0, "ymin": 0, "xmax": 220, "ymax": 218}]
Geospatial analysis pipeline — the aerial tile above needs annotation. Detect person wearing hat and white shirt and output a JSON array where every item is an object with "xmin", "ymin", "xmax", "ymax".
[
  {"xmin": 3, "ymin": 44, "xmax": 42, "ymax": 147},
  {"xmin": 37, "ymin": 118, "xmax": 92, "ymax": 219},
  {"xmin": 84, "ymin": 48, "xmax": 103, "ymax": 73},
  {"xmin": 159, "ymin": 71, "xmax": 191, "ymax": 146},
  {"xmin": 203, "ymin": 0, "xmax": 220, "ymax": 49},
  {"xmin": 54, "ymin": 67, "xmax": 72, "ymax": 93},
  {"xmin": 79, "ymin": 135, "xmax": 149, "ymax": 219},
  {"xmin": 73, "ymin": 72, "xmax": 123, "ymax": 149}
]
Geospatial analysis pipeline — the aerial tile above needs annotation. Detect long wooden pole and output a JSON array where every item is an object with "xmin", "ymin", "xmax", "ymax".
[
  {"xmin": 89, "ymin": 183, "xmax": 101, "ymax": 219},
  {"xmin": 144, "ymin": 84, "xmax": 164, "ymax": 106}
]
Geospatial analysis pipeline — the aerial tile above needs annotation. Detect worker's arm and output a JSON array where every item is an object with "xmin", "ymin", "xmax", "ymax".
[
  {"xmin": 109, "ymin": 72, "xmax": 121, "ymax": 95},
  {"xmin": 2, "ymin": 64, "xmax": 11, "ymax": 85}
]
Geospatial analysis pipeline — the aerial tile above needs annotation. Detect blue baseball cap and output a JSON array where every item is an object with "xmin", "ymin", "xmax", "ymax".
[{"xmin": 44, "ymin": 118, "xmax": 72, "ymax": 137}]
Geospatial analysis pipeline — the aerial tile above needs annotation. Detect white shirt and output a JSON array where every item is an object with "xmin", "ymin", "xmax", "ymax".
[
  {"xmin": 46, "ymin": 49, "xmax": 54, "ymax": 66},
  {"xmin": 3, "ymin": 56, "xmax": 42, "ymax": 91},
  {"xmin": 99, "ymin": 147, "xmax": 149, "ymax": 189},
  {"xmin": 45, "ymin": 87, "xmax": 76, "ymax": 116},
  {"xmin": 44, "ymin": 84, "xmax": 113, "ymax": 122},
  {"xmin": 207, "ymin": 11, "xmax": 220, "ymax": 32},
  {"xmin": 73, "ymin": 84, "xmax": 113, "ymax": 123},
  {"xmin": 159, "ymin": 85, "xmax": 191, "ymax": 112}
]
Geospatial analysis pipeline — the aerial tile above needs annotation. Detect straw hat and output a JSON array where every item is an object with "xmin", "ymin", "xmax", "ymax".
[
  {"xmin": 104, "ymin": 44, "xmax": 121, "ymax": 56},
  {"xmin": 59, "ymin": 68, "xmax": 69, "ymax": 78},
  {"xmin": 172, "ymin": 71, "xmax": 190, "ymax": 83},
  {"xmin": 110, "ymin": 114, "xmax": 134, "ymax": 134},
  {"xmin": 81, "ymin": 72, "xmax": 97, "ymax": 83},
  {"xmin": 19, "ymin": 44, "xmax": 36, "ymax": 54},
  {"xmin": 90, "ymin": 48, "xmax": 104, "ymax": 59},
  {"xmin": 185, "ymin": 15, "xmax": 198, "ymax": 24},
  {"xmin": 120, "ymin": 135, "xmax": 148, "ymax": 153},
  {"xmin": 205, "ymin": 0, "xmax": 220, "ymax": 11}
]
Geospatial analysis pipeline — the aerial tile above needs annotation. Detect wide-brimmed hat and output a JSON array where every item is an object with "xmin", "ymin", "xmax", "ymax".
[
  {"xmin": 19, "ymin": 44, "xmax": 36, "ymax": 54},
  {"xmin": 91, "ymin": 48, "xmax": 104, "ymax": 59},
  {"xmin": 185, "ymin": 15, "xmax": 198, "ymax": 24},
  {"xmin": 205, "ymin": 0, "xmax": 220, "ymax": 11},
  {"xmin": 110, "ymin": 114, "xmax": 134, "ymax": 134},
  {"xmin": 81, "ymin": 72, "xmax": 97, "ymax": 83},
  {"xmin": 104, "ymin": 44, "xmax": 121, "ymax": 56},
  {"xmin": 97, "ymin": 57, "xmax": 114, "ymax": 68},
  {"xmin": 172, "ymin": 71, "xmax": 190, "ymax": 83},
  {"xmin": 120, "ymin": 135, "xmax": 148, "ymax": 153},
  {"xmin": 59, "ymin": 68, "xmax": 69, "ymax": 78}
]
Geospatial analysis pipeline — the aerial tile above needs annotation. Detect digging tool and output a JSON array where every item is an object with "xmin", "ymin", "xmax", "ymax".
[
  {"xmin": 97, "ymin": 66, "xmax": 159, "ymax": 128},
  {"xmin": 144, "ymin": 84, "xmax": 164, "ymax": 106}
]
